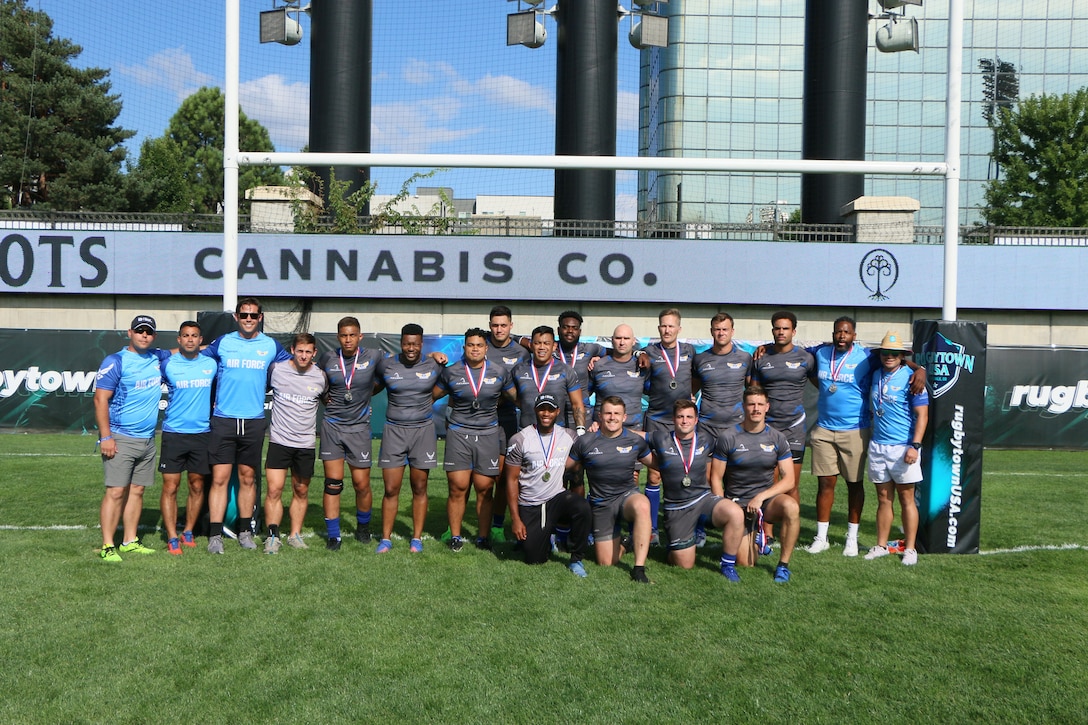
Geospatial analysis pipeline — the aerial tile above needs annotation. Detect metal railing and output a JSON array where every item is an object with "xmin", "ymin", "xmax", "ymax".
[{"xmin": 4, "ymin": 210, "xmax": 1088, "ymax": 245}]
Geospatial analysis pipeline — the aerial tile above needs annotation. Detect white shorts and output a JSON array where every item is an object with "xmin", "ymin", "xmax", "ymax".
[{"xmin": 867, "ymin": 442, "xmax": 923, "ymax": 485}]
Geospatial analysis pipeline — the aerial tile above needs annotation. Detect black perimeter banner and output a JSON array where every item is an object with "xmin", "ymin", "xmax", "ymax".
[{"xmin": 913, "ymin": 320, "xmax": 987, "ymax": 555}]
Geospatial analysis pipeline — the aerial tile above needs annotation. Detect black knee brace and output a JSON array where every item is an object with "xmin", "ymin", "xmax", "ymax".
[{"xmin": 324, "ymin": 478, "xmax": 344, "ymax": 496}]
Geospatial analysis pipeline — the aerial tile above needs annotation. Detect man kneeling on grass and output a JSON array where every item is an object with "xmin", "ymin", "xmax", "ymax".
[
  {"xmin": 262, "ymin": 334, "xmax": 328, "ymax": 554},
  {"xmin": 504, "ymin": 394, "xmax": 592, "ymax": 577},
  {"xmin": 707, "ymin": 384, "xmax": 799, "ymax": 583},
  {"xmin": 566, "ymin": 396, "xmax": 655, "ymax": 584},
  {"xmin": 645, "ymin": 400, "xmax": 746, "ymax": 582}
]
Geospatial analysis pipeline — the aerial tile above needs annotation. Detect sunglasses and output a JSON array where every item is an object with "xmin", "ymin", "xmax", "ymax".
[
  {"xmin": 237, "ymin": 312, "xmax": 261, "ymax": 320},
  {"xmin": 134, "ymin": 327, "xmax": 156, "ymax": 336}
]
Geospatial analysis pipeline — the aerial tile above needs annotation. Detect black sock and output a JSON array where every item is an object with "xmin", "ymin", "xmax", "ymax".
[
  {"xmin": 210, "ymin": 521, "xmax": 224, "ymax": 537},
  {"xmin": 268, "ymin": 524, "xmax": 279, "ymax": 538}
]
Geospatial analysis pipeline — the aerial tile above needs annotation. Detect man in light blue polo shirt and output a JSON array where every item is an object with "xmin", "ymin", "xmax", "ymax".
[{"xmin": 95, "ymin": 315, "xmax": 170, "ymax": 562}]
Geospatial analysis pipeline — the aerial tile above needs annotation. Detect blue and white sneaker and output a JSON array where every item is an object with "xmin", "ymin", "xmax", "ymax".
[
  {"xmin": 568, "ymin": 561, "xmax": 588, "ymax": 578},
  {"xmin": 773, "ymin": 563, "xmax": 791, "ymax": 583},
  {"xmin": 720, "ymin": 564, "xmax": 740, "ymax": 583}
]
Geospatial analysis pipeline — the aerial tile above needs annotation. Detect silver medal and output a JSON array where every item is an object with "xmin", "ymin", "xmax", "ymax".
[
  {"xmin": 876, "ymin": 408, "xmax": 884, "ymax": 418},
  {"xmin": 669, "ymin": 380, "xmax": 678, "ymax": 390},
  {"xmin": 543, "ymin": 472, "xmax": 551, "ymax": 482},
  {"xmin": 344, "ymin": 391, "xmax": 353, "ymax": 402},
  {"xmin": 471, "ymin": 399, "xmax": 480, "ymax": 410},
  {"xmin": 682, "ymin": 475, "xmax": 691, "ymax": 487},
  {"xmin": 828, "ymin": 384, "xmax": 838, "ymax": 394}
]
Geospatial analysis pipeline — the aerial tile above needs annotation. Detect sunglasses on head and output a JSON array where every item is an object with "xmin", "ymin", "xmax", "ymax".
[{"xmin": 238, "ymin": 312, "xmax": 261, "ymax": 320}]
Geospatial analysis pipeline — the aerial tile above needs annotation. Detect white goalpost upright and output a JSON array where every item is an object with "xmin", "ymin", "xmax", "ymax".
[{"xmin": 223, "ymin": 0, "xmax": 964, "ymax": 319}]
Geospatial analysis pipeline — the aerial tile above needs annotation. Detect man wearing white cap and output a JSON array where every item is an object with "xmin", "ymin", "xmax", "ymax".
[{"xmin": 864, "ymin": 331, "xmax": 929, "ymax": 566}]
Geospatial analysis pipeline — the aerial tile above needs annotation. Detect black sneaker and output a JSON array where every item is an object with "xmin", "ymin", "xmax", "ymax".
[
  {"xmin": 631, "ymin": 566, "xmax": 650, "ymax": 584},
  {"xmin": 474, "ymin": 536, "xmax": 492, "ymax": 551},
  {"xmin": 449, "ymin": 536, "xmax": 465, "ymax": 552},
  {"xmin": 354, "ymin": 525, "xmax": 371, "ymax": 544},
  {"xmin": 620, "ymin": 535, "xmax": 634, "ymax": 553},
  {"xmin": 326, "ymin": 537, "xmax": 342, "ymax": 551}
]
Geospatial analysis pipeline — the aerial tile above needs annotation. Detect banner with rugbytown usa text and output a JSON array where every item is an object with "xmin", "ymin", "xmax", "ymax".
[{"xmin": 913, "ymin": 320, "xmax": 987, "ymax": 555}]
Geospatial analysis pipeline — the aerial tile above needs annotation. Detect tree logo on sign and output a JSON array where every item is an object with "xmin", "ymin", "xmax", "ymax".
[{"xmin": 859, "ymin": 248, "xmax": 899, "ymax": 301}]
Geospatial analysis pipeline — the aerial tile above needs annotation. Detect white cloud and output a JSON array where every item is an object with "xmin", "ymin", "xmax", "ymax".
[
  {"xmin": 239, "ymin": 75, "xmax": 310, "ymax": 151},
  {"xmin": 453, "ymin": 73, "xmax": 555, "ymax": 115},
  {"xmin": 116, "ymin": 47, "xmax": 214, "ymax": 101},
  {"xmin": 402, "ymin": 59, "xmax": 457, "ymax": 85},
  {"xmin": 616, "ymin": 192, "xmax": 638, "ymax": 221},
  {"xmin": 372, "ymin": 102, "xmax": 481, "ymax": 154},
  {"xmin": 618, "ymin": 90, "xmax": 639, "ymax": 131}
]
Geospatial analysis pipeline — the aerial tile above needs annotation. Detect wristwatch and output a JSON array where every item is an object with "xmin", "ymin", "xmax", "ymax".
[{"xmin": 910, "ymin": 442, "xmax": 922, "ymax": 450}]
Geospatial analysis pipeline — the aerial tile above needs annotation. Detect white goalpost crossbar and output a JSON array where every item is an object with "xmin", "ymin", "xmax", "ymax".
[{"xmin": 224, "ymin": 0, "xmax": 964, "ymax": 320}]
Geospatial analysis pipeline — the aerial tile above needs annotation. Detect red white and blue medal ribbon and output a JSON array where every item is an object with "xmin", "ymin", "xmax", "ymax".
[
  {"xmin": 673, "ymin": 432, "xmax": 696, "ymax": 486},
  {"xmin": 531, "ymin": 359, "xmax": 554, "ymax": 394},
  {"xmin": 537, "ymin": 427, "xmax": 558, "ymax": 482}
]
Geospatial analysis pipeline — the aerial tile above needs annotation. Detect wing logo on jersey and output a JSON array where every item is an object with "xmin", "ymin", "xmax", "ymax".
[
  {"xmin": 503, "ymin": 357, "xmax": 519, "ymax": 365},
  {"xmin": 257, "ymin": 349, "xmax": 269, "ymax": 356},
  {"xmin": 415, "ymin": 371, "xmax": 432, "ymax": 379},
  {"xmin": 616, "ymin": 445, "xmax": 633, "ymax": 453},
  {"xmin": 727, "ymin": 363, "xmax": 744, "ymax": 369},
  {"xmin": 696, "ymin": 445, "xmax": 706, "ymax": 455},
  {"xmin": 626, "ymin": 371, "xmax": 641, "ymax": 378},
  {"xmin": 785, "ymin": 362, "xmax": 802, "ymax": 369},
  {"xmin": 483, "ymin": 376, "xmax": 498, "ymax": 384},
  {"xmin": 96, "ymin": 362, "xmax": 116, "ymax": 380},
  {"xmin": 490, "ymin": 458, "xmax": 499, "ymax": 467},
  {"xmin": 760, "ymin": 444, "xmax": 775, "ymax": 453},
  {"xmin": 202, "ymin": 367, "xmax": 215, "ymax": 375},
  {"xmin": 548, "ymin": 374, "xmax": 560, "ymax": 381},
  {"xmin": 306, "ymin": 384, "xmax": 323, "ymax": 393},
  {"xmin": 358, "ymin": 361, "xmax": 370, "ymax": 369}
]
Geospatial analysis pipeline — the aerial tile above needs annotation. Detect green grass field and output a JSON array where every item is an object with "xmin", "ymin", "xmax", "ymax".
[{"xmin": 1, "ymin": 435, "xmax": 1086, "ymax": 723}]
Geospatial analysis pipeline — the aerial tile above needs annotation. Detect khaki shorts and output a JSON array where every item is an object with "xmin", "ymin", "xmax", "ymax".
[{"xmin": 810, "ymin": 425, "xmax": 870, "ymax": 481}]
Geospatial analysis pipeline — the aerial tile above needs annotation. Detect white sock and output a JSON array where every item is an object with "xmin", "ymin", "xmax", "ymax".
[
  {"xmin": 815, "ymin": 521, "xmax": 829, "ymax": 540},
  {"xmin": 846, "ymin": 522, "xmax": 859, "ymax": 540}
]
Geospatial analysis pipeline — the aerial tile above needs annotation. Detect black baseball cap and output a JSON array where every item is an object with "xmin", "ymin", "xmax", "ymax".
[
  {"xmin": 534, "ymin": 393, "xmax": 560, "ymax": 410},
  {"xmin": 130, "ymin": 315, "xmax": 157, "ymax": 333}
]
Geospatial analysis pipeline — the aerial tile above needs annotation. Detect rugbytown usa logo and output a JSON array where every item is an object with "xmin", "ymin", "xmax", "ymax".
[{"xmin": 915, "ymin": 333, "xmax": 976, "ymax": 398}]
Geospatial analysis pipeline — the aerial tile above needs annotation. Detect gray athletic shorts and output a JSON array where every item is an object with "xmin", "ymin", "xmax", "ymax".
[
  {"xmin": 663, "ymin": 493, "xmax": 724, "ymax": 551},
  {"xmin": 443, "ymin": 429, "xmax": 502, "ymax": 475},
  {"xmin": 379, "ymin": 421, "xmax": 438, "ymax": 470},
  {"xmin": 590, "ymin": 489, "xmax": 639, "ymax": 542},
  {"xmin": 103, "ymin": 433, "xmax": 156, "ymax": 488},
  {"xmin": 319, "ymin": 419, "xmax": 373, "ymax": 468},
  {"xmin": 774, "ymin": 420, "xmax": 807, "ymax": 463}
]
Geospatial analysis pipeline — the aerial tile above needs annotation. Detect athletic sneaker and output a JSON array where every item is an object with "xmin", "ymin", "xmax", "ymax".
[
  {"xmin": 449, "ymin": 536, "xmax": 465, "ymax": 552},
  {"xmin": 376, "ymin": 539, "xmax": 393, "ymax": 553},
  {"xmin": 354, "ymin": 525, "xmax": 372, "ymax": 544},
  {"xmin": 568, "ymin": 561, "xmax": 588, "ymax": 578},
  {"xmin": 409, "ymin": 538, "xmax": 423, "ymax": 553},
  {"xmin": 620, "ymin": 535, "xmax": 634, "ymax": 553},
  {"xmin": 474, "ymin": 536, "xmax": 492, "ymax": 551},
  {"xmin": 490, "ymin": 526, "xmax": 506, "ymax": 544},
  {"xmin": 649, "ymin": 530, "xmax": 660, "ymax": 547},
  {"xmin": 440, "ymin": 527, "xmax": 453, "ymax": 544},
  {"xmin": 720, "ymin": 564, "xmax": 741, "ymax": 583},
  {"xmin": 843, "ymin": 538, "xmax": 859, "ymax": 557},
  {"xmin": 326, "ymin": 537, "xmax": 341, "ymax": 552},
  {"xmin": 99, "ymin": 546, "xmax": 122, "ymax": 563},
  {"xmin": 806, "ymin": 537, "xmax": 831, "ymax": 554},
  {"xmin": 550, "ymin": 534, "xmax": 559, "ymax": 555},
  {"xmin": 181, "ymin": 531, "xmax": 196, "ymax": 548},
  {"xmin": 902, "ymin": 548, "xmax": 918, "ymax": 566},
  {"xmin": 630, "ymin": 567, "xmax": 650, "ymax": 584},
  {"xmin": 694, "ymin": 528, "xmax": 707, "ymax": 549},
  {"xmin": 887, "ymin": 539, "xmax": 907, "ymax": 554},
  {"xmin": 264, "ymin": 535, "xmax": 281, "ymax": 555},
  {"xmin": 773, "ymin": 564, "xmax": 791, "ymax": 583},
  {"xmin": 119, "ymin": 540, "xmax": 156, "ymax": 555},
  {"xmin": 864, "ymin": 545, "xmax": 890, "ymax": 560},
  {"xmin": 286, "ymin": 533, "xmax": 309, "ymax": 550},
  {"xmin": 207, "ymin": 535, "xmax": 224, "ymax": 554},
  {"xmin": 237, "ymin": 531, "xmax": 258, "ymax": 550},
  {"xmin": 167, "ymin": 538, "xmax": 183, "ymax": 556}
]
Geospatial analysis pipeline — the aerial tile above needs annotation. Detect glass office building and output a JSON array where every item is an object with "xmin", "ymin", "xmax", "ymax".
[{"xmin": 638, "ymin": 0, "xmax": 1088, "ymax": 226}]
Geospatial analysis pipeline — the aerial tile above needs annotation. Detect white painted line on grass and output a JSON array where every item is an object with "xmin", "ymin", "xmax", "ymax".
[{"xmin": 978, "ymin": 543, "xmax": 1088, "ymax": 555}]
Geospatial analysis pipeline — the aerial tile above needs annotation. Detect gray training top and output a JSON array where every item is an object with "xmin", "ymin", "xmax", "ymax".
[
  {"xmin": 318, "ymin": 347, "xmax": 383, "ymax": 426},
  {"xmin": 268, "ymin": 360, "xmax": 329, "ymax": 448},
  {"xmin": 568, "ymin": 429, "xmax": 651, "ymax": 502},
  {"xmin": 506, "ymin": 424, "xmax": 576, "ymax": 506},
  {"xmin": 751, "ymin": 346, "xmax": 815, "ymax": 431},
  {"xmin": 694, "ymin": 346, "xmax": 752, "ymax": 430},
  {"xmin": 510, "ymin": 359, "xmax": 581, "ymax": 428},
  {"xmin": 378, "ymin": 355, "xmax": 442, "ymax": 427},
  {"xmin": 436, "ymin": 358, "xmax": 515, "ymax": 433},
  {"xmin": 710, "ymin": 424, "xmax": 792, "ymax": 507}
]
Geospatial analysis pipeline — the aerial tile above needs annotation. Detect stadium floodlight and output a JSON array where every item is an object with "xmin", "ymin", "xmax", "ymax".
[
  {"xmin": 875, "ymin": 15, "xmax": 919, "ymax": 53},
  {"xmin": 507, "ymin": 10, "xmax": 546, "ymax": 48},
  {"xmin": 629, "ymin": 13, "xmax": 669, "ymax": 49},
  {"xmin": 878, "ymin": 0, "xmax": 922, "ymax": 8},
  {"xmin": 259, "ymin": 7, "xmax": 303, "ymax": 45}
]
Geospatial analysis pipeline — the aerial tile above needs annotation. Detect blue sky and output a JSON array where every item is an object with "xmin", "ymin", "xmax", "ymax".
[{"xmin": 43, "ymin": 0, "xmax": 646, "ymax": 215}]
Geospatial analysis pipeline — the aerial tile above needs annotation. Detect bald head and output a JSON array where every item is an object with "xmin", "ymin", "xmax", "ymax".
[{"xmin": 612, "ymin": 324, "xmax": 635, "ymax": 357}]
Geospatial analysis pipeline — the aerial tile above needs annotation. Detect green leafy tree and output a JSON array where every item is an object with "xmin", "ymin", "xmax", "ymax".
[
  {"xmin": 124, "ymin": 137, "xmax": 190, "ymax": 213},
  {"xmin": 983, "ymin": 89, "xmax": 1088, "ymax": 227},
  {"xmin": 137, "ymin": 86, "xmax": 282, "ymax": 214},
  {"xmin": 0, "ymin": 0, "xmax": 133, "ymax": 209}
]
